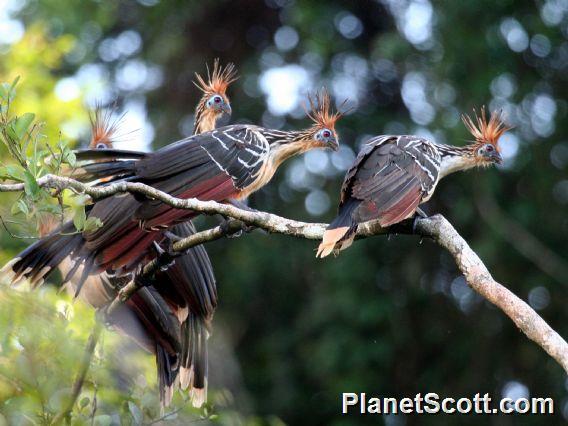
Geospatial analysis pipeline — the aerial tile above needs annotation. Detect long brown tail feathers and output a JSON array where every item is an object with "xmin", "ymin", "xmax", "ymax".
[
  {"xmin": 156, "ymin": 345, "xmax": 179, "ymax": 410},
  {"xmin": 1, "ymin": 222, "xmax": 82, "ymax": 287},
  {"xmin": 179, "ymin": 314, "xmax": 209, "ymax": 407},
  {"xmin": 316, "ymin": 199, "xmax": 359, "ymax": 258}
]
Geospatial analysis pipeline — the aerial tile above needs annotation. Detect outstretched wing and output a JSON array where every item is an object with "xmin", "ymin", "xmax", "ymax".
[{"xmin": 342, "ymin": 135, "xmax": 440, "ymax": 227}]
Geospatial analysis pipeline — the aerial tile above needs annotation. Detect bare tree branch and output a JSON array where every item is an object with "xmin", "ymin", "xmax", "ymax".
[
  {"xmin": 2, "ymin": 175, "xmax": 568, "ymax": 374},
  {"xmin": 104, "ymin": 219, "xmax": 246, "ymax": 317},
  {"xmin": 415, "ymin": 215, "xmax": 568, "ymax": 374},
  {"xmin": 52, "ymin": 322, "xmax": 103, "ymax": 426}
]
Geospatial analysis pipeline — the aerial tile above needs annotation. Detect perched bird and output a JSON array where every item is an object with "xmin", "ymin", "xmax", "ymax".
[
  {"xmin": 192, "ymin": 58, "xmax": 236, "ymax": 134},
  {"xmin": 19, "ymin": 60, "xmax": 237, "ymax": 408},
  {"xmin": 3, "ymin": 89, "xmax": 341, "ymax": 402},
  {"xmin": 316, "ymin": 107, "xmax": 510, "ymax": 258},
  {"xmin": 4, "ymin": 89, "xmax": 341, "ymax": 281}
]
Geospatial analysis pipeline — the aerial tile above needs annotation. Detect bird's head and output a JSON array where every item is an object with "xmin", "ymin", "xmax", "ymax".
[
  {"xmin": 298, "ymin": 89, "xmax": 343, "ymax": 151},
  {"xmin": 88, "ymin": 105, "xmax": 123, "ymax": 150},
  {"xmin": 462, "ymin": 107, "xmax": 510, "ymax": 167},
  {"xmin": 193, "ymin": 59, "xmax": 238, "ymax": 134}
]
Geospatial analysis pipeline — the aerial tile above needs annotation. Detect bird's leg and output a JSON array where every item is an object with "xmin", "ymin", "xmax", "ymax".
[
  {"xmin": 98, "ymin": 266, "xmax": 152, "ymax": 324},
  {"xmin": 217, "ymin": 199, "xmax": 258, "ymax": 237},
  {"xmin": 151, "ymin": 239, "xmax": 177, "ymax": 272},
  {"xmin": 219, "ymin": 218, "xmax": 254, "ymax": 239},
  {"xmin": 163, "ymin": 230, "xmax": 183, "ymax": 243},
  {"xmin": 413, "ymin": 207, "xmax": 429, "ymax": 234},
  {"xmin": 133, "ymin": 262, "xmax": 156, "ymax": 287},
  {"xmin": 415, "ymin": 207, "xmax": 428, "ymax": 218}
]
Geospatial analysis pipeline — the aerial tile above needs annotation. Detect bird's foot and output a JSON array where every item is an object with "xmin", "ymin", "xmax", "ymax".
[
  {"xmin": 220, "ymin": 218, "xmax": 255, "ymax": 238},
  {"xmin": 133, "ymin": 262, "xmax": 155, "ymax": 287},
  {"xmin": 415, "ymin": 207, "xmax": 428, "ymax": 218},
  {"xmin": 412, "ymin": 207, "xmax": 429, "ymax": 234},
  {"xmin": 163, "ymin": 230, "xmax": 184, "ymax": 243},
  {"xmin": 152, "ymin": 239, "xmax": 177, "ymax": 272}
]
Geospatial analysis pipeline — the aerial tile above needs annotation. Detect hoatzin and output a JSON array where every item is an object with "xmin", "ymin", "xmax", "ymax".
[
  {"xmin": 18, "ymin": 60, "xmax": 238, "ymax": 408},
  {"xmin": 317, "ymin": 107, "xmax": 510, "ymax": 257},
  {"xmin": 3, "ymin": 88, "xmax": 341, "ymax": 398}
]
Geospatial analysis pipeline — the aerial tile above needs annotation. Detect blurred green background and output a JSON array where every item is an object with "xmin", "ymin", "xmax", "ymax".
[{"xmin": 0, "ymin": 0, "xmax": 567, "ymax": 424}]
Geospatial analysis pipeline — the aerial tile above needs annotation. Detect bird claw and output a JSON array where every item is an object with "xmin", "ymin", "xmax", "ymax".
[
  {"xmin": 220, "ymin": 218, "xmax": 255, "ymax": 238},
  {"xmin": 412, "ymin": 208, "xmax": 429, "ymax": 234},
  {"xmin": 227, "ymin": 229, "xmax": 243, "ymax": 239},
  {"xmin": 152, "ymin": 240, "xmax": 177, "ymax": 272},
  {"xmin": 133, "ymin": 263, "xmax": 155, "ymax": 286},
  {"xmin": 415, "ymin": 207, "xmax": 428, "ymax": 219},
  {"xmin": 163, "ymin": 230, "xmax": 183, "ymax": 243}
]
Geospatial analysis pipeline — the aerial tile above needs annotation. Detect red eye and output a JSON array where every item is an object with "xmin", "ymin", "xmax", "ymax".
[
  {"xmin": 323, "ymin": 130, "xmax": 331, "ymax": 138},
  {"xmin": 486, "ymin": 145, "xmax": 494, "ymax": 151},
  {"xmin": 214, "ymin": 96, "xmax": 221, "ymax": 103}
]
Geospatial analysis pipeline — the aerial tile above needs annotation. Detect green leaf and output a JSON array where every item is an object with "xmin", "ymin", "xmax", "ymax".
[
  {"xmin": 5, "ymin": 165, "xmax": 25, "ymax": 181},
  {"xmin": 39, "ymin": 203, "xmax": 64, "ymax": 215},
  {"xmin": 11, "ymin": 199, "xmax": 29, "ymax": 215},
  {"xmin": 83, "ymin": 217, "xmax": 103, "ymax": 232},
  {"xmin": 128, "ymin": 401, "xmax": 143, "ymax": 425},
  {"xmin": 0, "ymin": 83, "xmax": 11, "ymax": 101},
  {"xmin": 9, "ymin": 76, "xmax": 20, "ymax": 93},
  {"xmin": 79, "ymin": 397, "xmax": 90, "ymax": 409},
  {"xmin": 65, "ymin": 150, "xmax": 76, "ymax": 168},
  {"xmin": 23, "ymin": 170, "xmax": 40, "ymax": 198},
  {"xmin": 14, "ymin": 113, "xmax": 35, "ymax": 139},
  {"xmin": 73, "ymin": 206, "xmax": 86, "ymax": 231},
  {"xmin": 5, "ymin": 124, "xmax": 18, "ymax": 143},
  {"xmin": 0, "ymin": 77, "xmax": 18, "ymax": 103}
]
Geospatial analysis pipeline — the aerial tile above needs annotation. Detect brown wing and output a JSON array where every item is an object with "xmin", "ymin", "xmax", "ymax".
[{"xmin": 345, "ymin": 136, "xmax": 440, "ymax": 227}]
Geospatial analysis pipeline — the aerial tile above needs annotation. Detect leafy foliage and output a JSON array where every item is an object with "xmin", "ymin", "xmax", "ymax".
[
  {"xmin": 0, "ymin": 1, "xmax": 567, "ymax": 425},
  {"xmin": 0, "ymin": 79, "xmax": 94, "ymax": 237}
]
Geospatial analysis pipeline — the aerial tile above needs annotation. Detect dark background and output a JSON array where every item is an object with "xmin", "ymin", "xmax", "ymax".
[{"xmin": 1, "ymin": 0, "xmax": 567, "ymax": 424}]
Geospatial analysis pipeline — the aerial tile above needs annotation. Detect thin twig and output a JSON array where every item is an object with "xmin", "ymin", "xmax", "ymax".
[
  {"xmin": 0, "ymin": 215, "xmax": 38, "ymax": 239},
  {"xmin": 51, "ymin": 322, "xmax": 103, "ymax": 425},
  {"xmin": 89, "ymin": 385, "xmax": 97, "ymax": 426},
  {"xmin": 104, "ymin": 219, "xmax": 246, "ymax": 317},
  {"xmin": 144, "ymin": 403, "xmax": 188, "ymax": 425}
]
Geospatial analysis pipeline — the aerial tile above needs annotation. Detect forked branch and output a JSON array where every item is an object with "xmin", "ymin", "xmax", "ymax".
[{"xmin": 1, "ymin": 175, "xmax": 567, "ymax": 374}]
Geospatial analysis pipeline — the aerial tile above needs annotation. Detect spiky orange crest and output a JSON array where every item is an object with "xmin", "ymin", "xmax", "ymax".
[
  {"xmin": 89, "ymin": 105, "xmax": 126, "ymax": 149},
  {"xmin": 305, "ymin": 89, "xmax": 344, "ymax": 130},
  {"xmin": 461, "ymin": 106, "xmax": 510, "ymax": 151},
  {"xmin": 194, "ymin": 58, "xmax": 238, "ymax": 96}
]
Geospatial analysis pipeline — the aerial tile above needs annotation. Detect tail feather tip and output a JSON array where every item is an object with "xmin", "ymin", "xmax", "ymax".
[
  {"xmin": 316, "ymin": 227, "xmax": 351, "ymax": 258},
  {"xmin": 1, "ymin": 258, "xmax": 19, "ymax": 284},
  {"xmin": 190, "ymin": 386, "xmax": 207, "ymax": 408}
]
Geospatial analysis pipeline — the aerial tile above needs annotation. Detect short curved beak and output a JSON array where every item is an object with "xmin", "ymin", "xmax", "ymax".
[
  {"xmin": 221, "ymin": 102, "xmax": 232, "ymax": 116},
  {"xmin": 328, "ymin": 137, "xmax": 339, "ymax": 152},
  {"xmin": 490, "ymin": 151, "xmax": 503, "ymax": 165}
]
